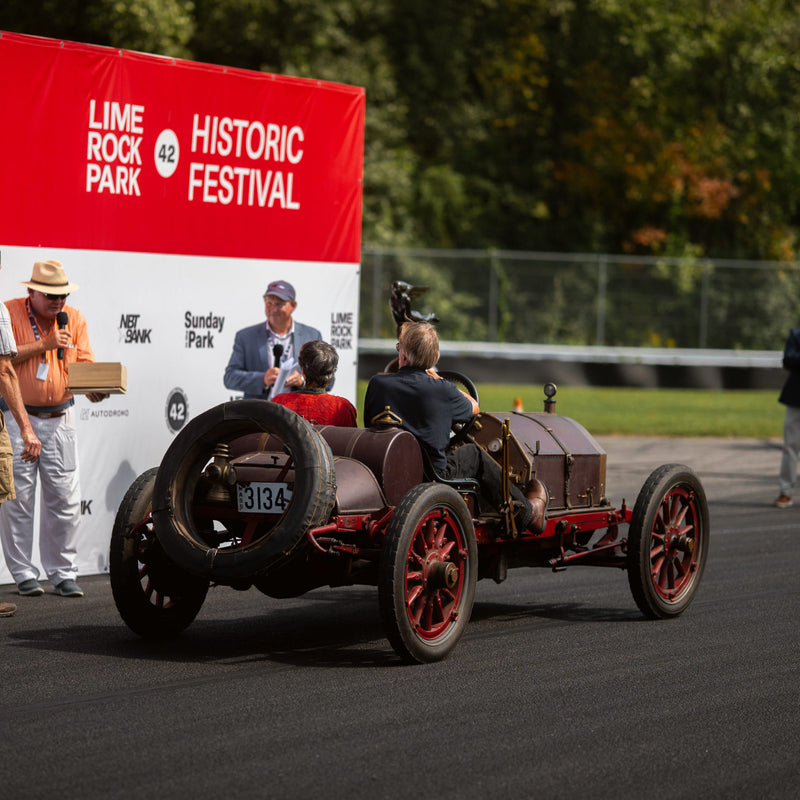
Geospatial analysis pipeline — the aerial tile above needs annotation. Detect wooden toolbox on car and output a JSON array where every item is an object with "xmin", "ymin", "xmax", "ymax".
[{"xmin": 68, "ymin": 362, "xmax": 127, "ymax": 394}]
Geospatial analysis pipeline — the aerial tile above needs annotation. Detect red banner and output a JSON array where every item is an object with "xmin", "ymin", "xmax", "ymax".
[{"xmin": 0, "ymin": 32, "xmax": 365, "ymax": 262}]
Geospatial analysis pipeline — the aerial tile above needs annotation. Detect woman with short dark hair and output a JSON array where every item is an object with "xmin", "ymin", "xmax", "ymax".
[{"xmin": 270, "ymin": 340, "xmax": 357, "ymax": 427}]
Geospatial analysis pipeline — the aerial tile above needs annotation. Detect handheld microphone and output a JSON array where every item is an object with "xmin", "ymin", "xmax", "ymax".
[
  {"xmin": 272, "ymin": 343, "xmax": 284, "ymax": 366},
  {"xmin": 56, "ymin": 311, "xmax": 69, "ymax": 360}
]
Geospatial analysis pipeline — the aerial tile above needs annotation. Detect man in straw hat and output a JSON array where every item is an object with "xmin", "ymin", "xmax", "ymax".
[
  {"xmin": 0, "ymin": 260, "xmax": 42, "ymax": 617},
  {"xmin": 0, "ymin": 259, "xmax": 106, "ymax": 598}
]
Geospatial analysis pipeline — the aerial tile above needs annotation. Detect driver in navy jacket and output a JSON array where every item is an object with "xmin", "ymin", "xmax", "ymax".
[{"xmin": 364, "ymin": 321, "xmax": 547, "ymax": 533}]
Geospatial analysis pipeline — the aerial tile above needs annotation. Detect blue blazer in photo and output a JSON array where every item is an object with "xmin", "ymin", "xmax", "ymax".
[{"xmin": 224, "ymin": 320, "xmax": 322, "ymax": 399}]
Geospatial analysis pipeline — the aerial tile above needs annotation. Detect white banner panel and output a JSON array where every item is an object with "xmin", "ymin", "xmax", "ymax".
[{"xmin": 0, "ymin": 247, "xmax": 360, "ymax": 583}]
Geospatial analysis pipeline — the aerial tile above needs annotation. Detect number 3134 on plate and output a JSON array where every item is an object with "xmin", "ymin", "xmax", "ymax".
[{"xmin": 236, "ymin": 482, "xmax": 293, "ymax": 513}]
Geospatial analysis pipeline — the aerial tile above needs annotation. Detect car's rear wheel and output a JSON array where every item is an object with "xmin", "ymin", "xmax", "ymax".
[
  {"xmin": 110, "ymin": 468, "xmax": 209, "ymax": 639},
  {"xmin": 379, "ymin": 483, "xmax": 477, "ymax": 663},
  {"xmin": 627, "ymin": 463, "xmax": 709, "ymax": 619}
]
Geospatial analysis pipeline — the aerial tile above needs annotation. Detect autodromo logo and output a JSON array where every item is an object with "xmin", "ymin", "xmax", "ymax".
[
  {"xmin": 80, "ymin": 406, "xmax": 130, "ymax": 421},
  {"xmin": 165, "ymin": 387, "xmax": 189, "ymax": 433}
]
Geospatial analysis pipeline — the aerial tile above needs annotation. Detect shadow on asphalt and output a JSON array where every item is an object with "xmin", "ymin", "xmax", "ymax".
[
  {"xmin": 8, "ymin": 591, "xmax": 395, "ymax": 668},
  {"xmin": 6, "ymin": 587, "xmax": 645, "ymax": 669},
  {"xmin": 470, "ymin": 600, "xmax": 642, "ymax": 625}
]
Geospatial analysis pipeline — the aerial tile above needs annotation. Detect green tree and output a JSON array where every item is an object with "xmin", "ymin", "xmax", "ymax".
[
  {"xmin": 548, "ymin": 0, "xmax": 800, "ymax": 260},
  {"xmin": 0, "ymin": 0, "xmax": 194, "ymax": 57}
]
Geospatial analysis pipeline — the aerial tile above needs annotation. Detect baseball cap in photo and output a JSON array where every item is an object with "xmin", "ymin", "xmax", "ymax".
[{"xmin": 263, "ymin": 280, "xmax": 295, "ymax": 302}]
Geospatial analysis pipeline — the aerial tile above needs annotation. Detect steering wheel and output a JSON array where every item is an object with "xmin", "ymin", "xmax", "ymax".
[
  {"xmin": 384, "ymin": 355, "xmax": 400, "ymax": 373},
  {"xmin": 437, "ymin": 369, "xmax": 480, "ymax": 447}
]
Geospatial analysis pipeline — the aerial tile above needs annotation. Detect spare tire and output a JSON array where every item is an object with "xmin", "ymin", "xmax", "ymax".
[{"xmin": 152, "ymin": 401, "xmax": 336, "ymax": 582}]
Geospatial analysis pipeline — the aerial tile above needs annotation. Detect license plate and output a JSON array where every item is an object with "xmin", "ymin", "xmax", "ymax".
[{"xmin": 236, "ymin": 482, "xmax": 293, "ymax": 513}]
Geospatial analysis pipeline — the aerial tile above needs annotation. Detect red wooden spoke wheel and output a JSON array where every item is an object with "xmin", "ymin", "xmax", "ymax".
[
  {"xmin": 627, "ymin": 464, "xmax": 710, "ymax": 619},
  {"xmin": 380, "ymin": 483, "xmax": 477, "ymax": 663}
]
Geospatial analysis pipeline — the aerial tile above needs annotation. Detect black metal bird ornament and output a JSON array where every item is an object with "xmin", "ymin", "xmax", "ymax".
[{"xmin": 390, "ymin": 280, "xmax": 439, "ymax": 336}]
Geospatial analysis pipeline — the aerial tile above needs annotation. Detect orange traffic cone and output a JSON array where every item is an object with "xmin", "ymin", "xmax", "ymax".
[{"xmin": 513, "ymin": 397, "xmax": 523, "ymax": 412}]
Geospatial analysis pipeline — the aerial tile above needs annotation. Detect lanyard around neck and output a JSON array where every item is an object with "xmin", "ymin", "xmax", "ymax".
[
  {"xmin": 26, "ymin": 299, "xmax": 62, "ymax": 367},
  {"xmin": 26, "ymin": 297, "xmax": 47, "ymax": 341}
]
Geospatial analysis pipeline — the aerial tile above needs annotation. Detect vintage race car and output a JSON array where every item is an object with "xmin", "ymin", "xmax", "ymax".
[{"xmin": 110, "ymin": 378, "xmax": 709, "ymax": 663}]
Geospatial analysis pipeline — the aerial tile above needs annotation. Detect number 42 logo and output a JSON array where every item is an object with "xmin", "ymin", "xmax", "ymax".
[
  {"xmin": 166, "ymin": 387, "xmax": 188, "ymax": 433},
  {"xmin": 154, "ymin": 129, "xmax": 180, "ymax": 179}
]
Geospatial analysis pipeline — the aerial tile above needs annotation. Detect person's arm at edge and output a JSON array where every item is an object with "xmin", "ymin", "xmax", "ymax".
[
  {"xmin": 0, "ymin": 355, "xmax": 40, "ymax": 461},
  {"xmin": 783, "ymin": 329, "xmax": 800, "ymax": 371},
  {"xmin": 460, "ymin": 390, "xmax": 480, "ymax": 417}
]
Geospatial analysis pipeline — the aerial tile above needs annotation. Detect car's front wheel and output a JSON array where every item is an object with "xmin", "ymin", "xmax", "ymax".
[{"xmin": 627, "ymin": 463, "xmax": 709, "ymax": 619}]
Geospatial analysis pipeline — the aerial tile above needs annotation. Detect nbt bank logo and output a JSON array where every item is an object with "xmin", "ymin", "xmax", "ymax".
[{"xmin": 119, "ymin": 314, "xmax": 152, "ymax": 343}]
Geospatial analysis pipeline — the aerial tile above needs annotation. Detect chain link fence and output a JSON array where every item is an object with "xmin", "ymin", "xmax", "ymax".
[{"xmin": 361, "ymin": 248, "xmax": 800, "ymax": 351}]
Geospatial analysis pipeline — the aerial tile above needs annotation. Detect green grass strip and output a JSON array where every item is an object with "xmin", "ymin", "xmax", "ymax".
[{"xmin": 357, "ymin": 382, "xmax": 784, "ymax": 438}]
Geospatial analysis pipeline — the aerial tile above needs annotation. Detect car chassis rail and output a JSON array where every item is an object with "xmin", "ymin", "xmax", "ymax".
[{"xmin": 305, "ymin": 501, "xmax": 634, "ymax": 572}]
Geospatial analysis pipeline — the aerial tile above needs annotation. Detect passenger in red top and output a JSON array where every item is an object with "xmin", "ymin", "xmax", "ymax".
[{"xmin": 271, "ymin": 340, "xmax": 357, "ymax": 427}]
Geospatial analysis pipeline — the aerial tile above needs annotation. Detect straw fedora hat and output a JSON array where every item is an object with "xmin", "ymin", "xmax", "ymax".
[{"xmin": 22, "ymin": 260, "xmax": 80, "ymax": 294}]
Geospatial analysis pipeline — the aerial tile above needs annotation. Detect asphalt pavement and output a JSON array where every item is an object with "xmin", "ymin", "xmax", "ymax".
[{"xmin": 1, "ymin": 435, "xmax": 797, "ymax": 799}]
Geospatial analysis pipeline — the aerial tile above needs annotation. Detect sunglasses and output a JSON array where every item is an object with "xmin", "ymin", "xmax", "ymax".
[{"xmin": 43, "ymin": 293, "xmax": 69, "ymax": 301}]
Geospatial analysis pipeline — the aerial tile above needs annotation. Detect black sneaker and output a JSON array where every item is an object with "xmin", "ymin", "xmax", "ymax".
[
  {"xmin": 17, "ymin": 579, "xmax": 44, "ymax": 596},
  {"xmin": 54, "ymin": 579, "xmax": 84, "ymax": 598}
]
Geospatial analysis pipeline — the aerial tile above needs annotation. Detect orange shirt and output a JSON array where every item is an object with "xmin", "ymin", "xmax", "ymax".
[{"xmin": 4, "ymin": 297, "xmax": 95, "ymax": 407}]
